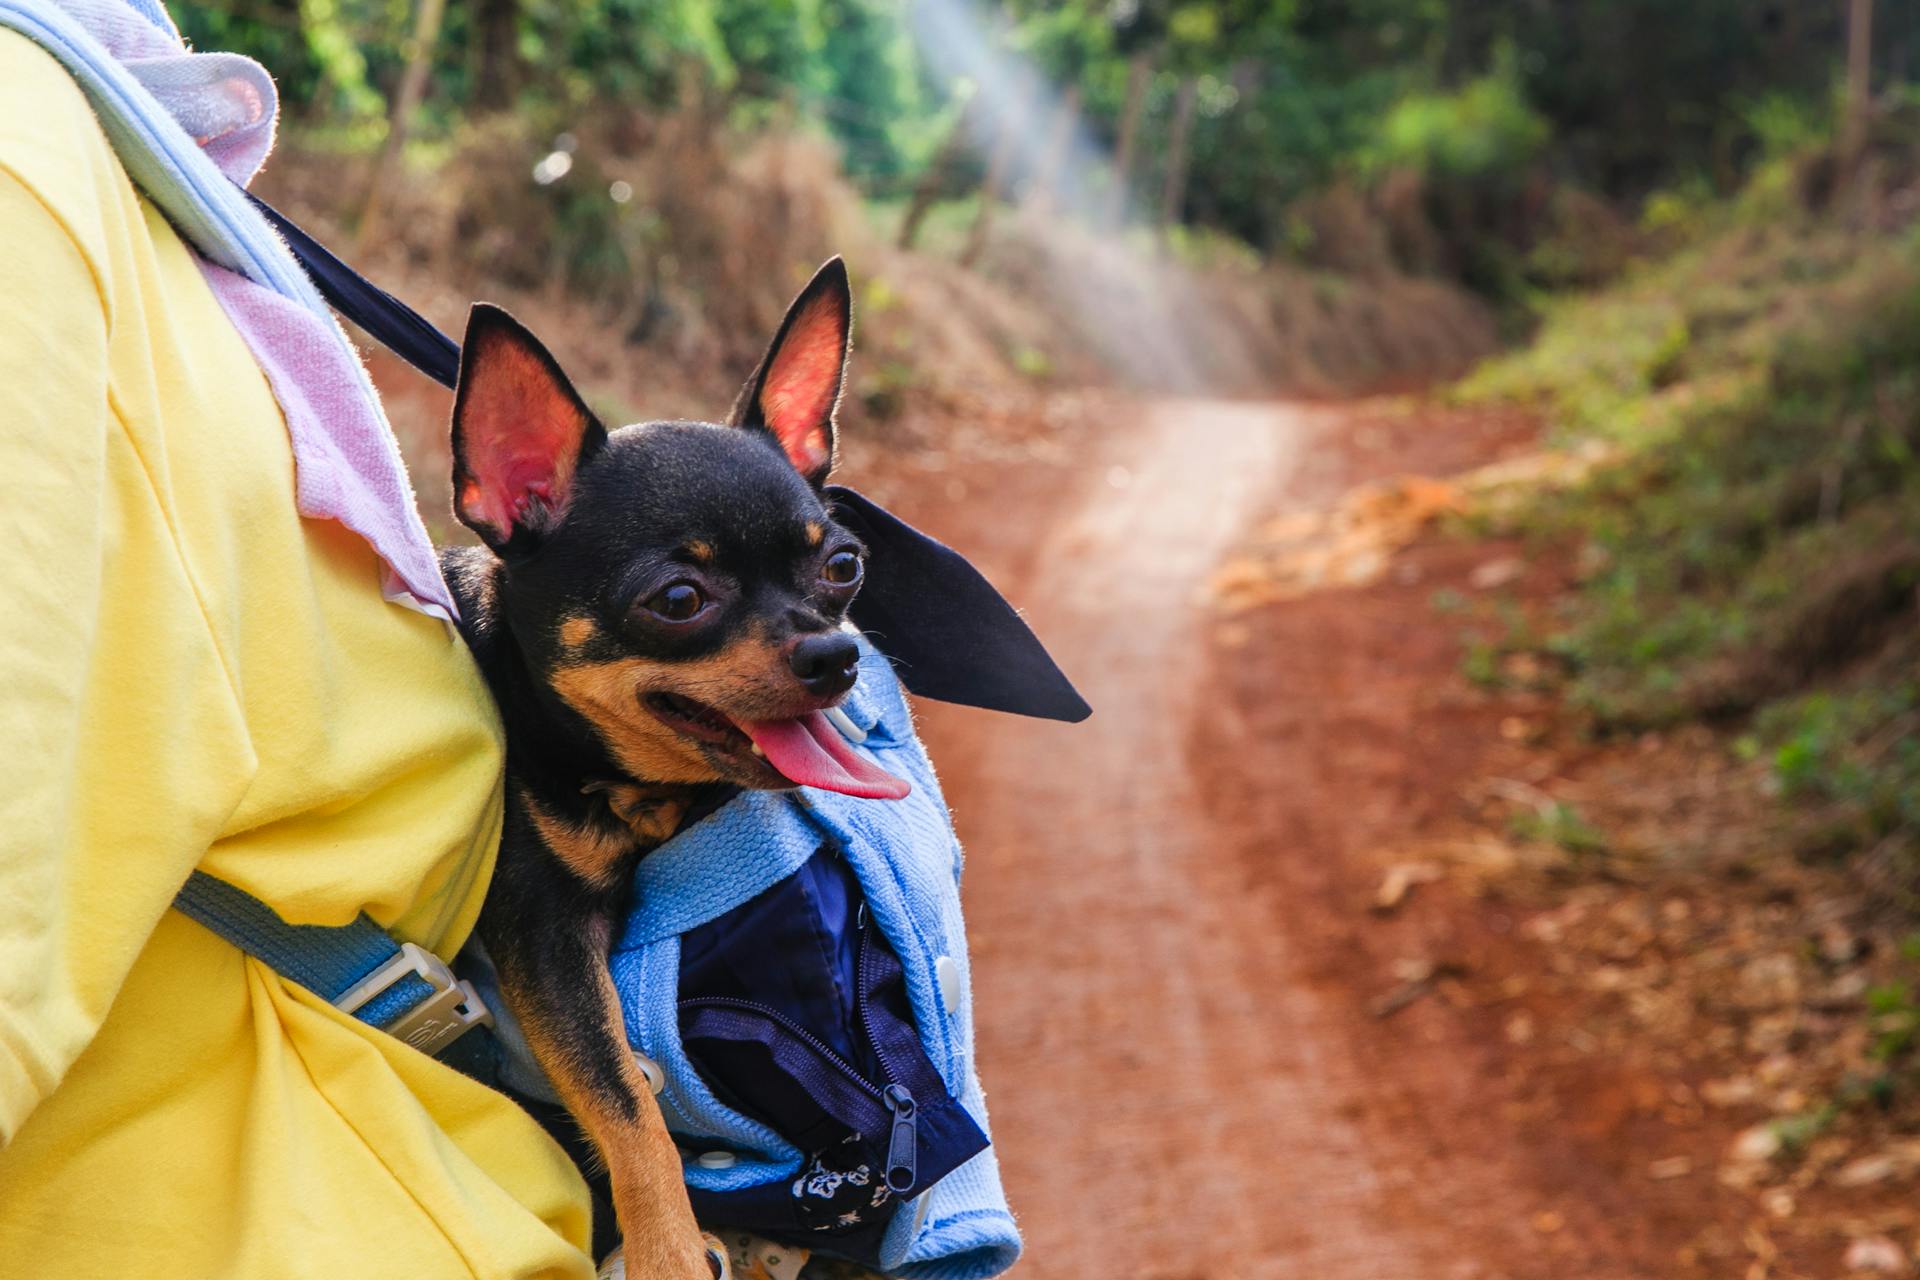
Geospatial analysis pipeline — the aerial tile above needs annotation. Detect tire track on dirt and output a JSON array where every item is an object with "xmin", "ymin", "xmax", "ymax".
[{"xmin": 916, "ymin": 400, "xmax": 1522, "ymax": 1279}]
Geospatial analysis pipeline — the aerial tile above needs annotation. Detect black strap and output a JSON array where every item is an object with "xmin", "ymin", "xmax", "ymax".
[
  {"xmin": 251, "ymin": 194, "xmax": 1088, "ymax": 723},
  {"xmin": 248, "ymin": 193, "xmax": 461, "ymax": 388}
]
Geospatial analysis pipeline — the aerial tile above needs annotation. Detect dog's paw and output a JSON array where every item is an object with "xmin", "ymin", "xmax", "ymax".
[{"xmin": 596, "ymin": 1237, "xmax": 734, "ymax": 1280}]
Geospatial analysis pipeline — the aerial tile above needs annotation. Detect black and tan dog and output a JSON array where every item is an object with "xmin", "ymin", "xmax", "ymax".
[{"xmin": 440, "ymin": 261, "xmax": 909, "ymax": 1279}]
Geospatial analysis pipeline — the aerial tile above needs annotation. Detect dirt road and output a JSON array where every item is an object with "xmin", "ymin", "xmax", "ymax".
[{"xmin": 906, "ymin": 399, "xmax": 1649, "ymax": 1280}]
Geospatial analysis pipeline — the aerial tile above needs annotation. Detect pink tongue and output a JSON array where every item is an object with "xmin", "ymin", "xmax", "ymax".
[{"xmin": 739, "ymin": 712, "xmax": 912, "ymax": 800}]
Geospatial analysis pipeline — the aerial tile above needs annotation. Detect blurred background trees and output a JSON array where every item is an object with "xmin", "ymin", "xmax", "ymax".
[{"xmin": 182, "ymin": 0, "xmax": 1914, "ymax": 291}]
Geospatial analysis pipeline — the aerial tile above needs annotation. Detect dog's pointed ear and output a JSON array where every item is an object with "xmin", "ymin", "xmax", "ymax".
[
  {"xmin": 451, "ymin": 304, "xmax": 606, "ymax": 554},
  {"xmin": 729, "ymin": 257, "xmax": 851, "ymax": 487}
]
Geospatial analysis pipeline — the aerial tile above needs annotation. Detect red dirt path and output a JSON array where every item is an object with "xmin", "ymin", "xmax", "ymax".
[{"xmin": 876, "ymin": 397, "xmax": 1675, "ymax": 1280}]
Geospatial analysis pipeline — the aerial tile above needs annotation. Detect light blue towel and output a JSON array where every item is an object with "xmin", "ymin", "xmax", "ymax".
[{"xmin": 608, "ymin": 637, "xmax": 1022, "ymax": 1280}]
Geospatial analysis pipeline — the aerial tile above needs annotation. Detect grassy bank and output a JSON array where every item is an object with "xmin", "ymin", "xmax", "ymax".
[{"xmin": 1457, "ymin": 140, "xmax": 1920, "ymax": 906}]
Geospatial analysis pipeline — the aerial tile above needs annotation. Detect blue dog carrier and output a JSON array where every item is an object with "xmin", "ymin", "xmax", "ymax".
[{"xmin": 604, "ymin": 637, "xmax": 1020, "ymax": 1277}]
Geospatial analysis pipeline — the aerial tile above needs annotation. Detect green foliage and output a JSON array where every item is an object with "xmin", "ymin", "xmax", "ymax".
[
  {"xmin": 1757, "ymin": 685, "xmax": 1920, "ymax": 861},
  {"xmin": 810, "ymin": 0, "xmax": 931, "ymax": 182},
  {"xmin": 178, "ymin": 0, "xmax": 1905, "ymax": 265},
  {"xmin": 1508, "ymin": 801, "xmax": 1609, "ymax": 860},
  {"xmin": 293, "ymin": 0, "xmax": 383, "ymax": 119},
  {"xmin": 1010, "ymin": 345, "xmax": 1053, "ymax": 379},
  {"xmin": 1363, "ymin": 48, "xmax": 1548, "ymax": 183},
  {"xmin": 1460, "ymin": 637, "xmax": 1501, "ymax": 688},
  {"xmin": 175, "ymin": 0, "xmax": 389, "ymax": 120},
  {"xmin": 1868, "ymin": 980, "xmax": 1920, "ymax": 1064},
  {"xmin": 540, "ymin": 0, "xmax": 736, "ymax": 102},
  {"xmin": 1769, "ymin": 1103, "xmax": 1840, "ymax": 1154},
  {"xmin": 1741, "ymin": 91, "xmax": 1831, "ymax": 162},
  {"xmin": 1640, "ymin": 182, "xmax": 1715, "ymax": 238},
  {"xmin": 1457, "ymin": 160, "xmax": 1920, "ymax": 879}
]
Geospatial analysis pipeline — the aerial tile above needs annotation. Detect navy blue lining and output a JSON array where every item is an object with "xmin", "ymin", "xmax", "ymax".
[{"xmin": 675, "ymin": 848, "xmax": 988, "ymax": 1255}]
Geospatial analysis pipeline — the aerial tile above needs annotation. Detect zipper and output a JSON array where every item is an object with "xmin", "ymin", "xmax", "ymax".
[
  {"xmin": 678, "ymin": 995, "xmax": 886, "ymax": 1108},
  {"xmin": 680, "ymin": 903, "xmax": 922, "ymax": 1194},
  {"xmin": 856, "ymin": 905, "xmax": 919, "ymax": 1193},
  {"xmin": 881, "ymin": 1084, "xmax": 917, "ymax": 1193},
  {"xmin": 679, "ymin": 992, "xmax": 917, "ymax": 1190}
]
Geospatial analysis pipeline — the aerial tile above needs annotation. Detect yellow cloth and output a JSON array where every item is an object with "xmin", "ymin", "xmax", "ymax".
[{"xmin": 0, "ymin": 31, "xmax": 593, "ymax": 1278}]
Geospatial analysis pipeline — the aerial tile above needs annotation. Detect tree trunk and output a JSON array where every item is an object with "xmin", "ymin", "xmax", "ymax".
[
  {"xmin": 897, "ymin": 94, "xmax": 974, "ymax": 251},
  {"xmin": 357, "ymin": 0, "xmax": 448, "ymax": 250},
  {"xmin": 1025, "ymin": 82, "xmax": 1082, "ymax": 214},
  {"xmin": 1843, "ymin": 0, "xmax": 1874, "ymax": 169},
  {"xmin": 473, "ymin": 0, "xmax": 520, "ymax": 112},
  {"xmin": 1156, "ymin": 77, "xmax": 1199, "ymax": 246},
  {"xmin": 1107, "ymin": 52, "xmax": 1152, "ymax": 225},
  {"xmin": 962, "ymin": 75, "xmax": 1030, "ymax": 268}
]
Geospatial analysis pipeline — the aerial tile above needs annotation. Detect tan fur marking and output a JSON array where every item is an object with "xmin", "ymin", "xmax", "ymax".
[
  {"xmin": 547, "ymin": 627, "xmax": 795, "ymax": 784},
  {"xmin": 805, "ymin": 521, "xmax": 825, "ymax": 547},
  {"xmin": 683, "ymin": 540, "xmax": 714, "ymax": 564},
  {"xmin": 583, "ymin": 780, "xmax": 691, "ymax": 847},
  {"xmin": 522, "ymin": 788, "xmax": 634, "ymax": 890},
  {"xmin": 509, "ymin": 928, "xmax": 716, "ymax": 1279},
  {"xmin": 559, "ymin": 615, "xmax": 597, "ymax": 652}
]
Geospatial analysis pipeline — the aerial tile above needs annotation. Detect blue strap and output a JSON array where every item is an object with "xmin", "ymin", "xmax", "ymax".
[{"xmin": 172, "ymin": 870, "xmax": 441, "ymax": 1032}]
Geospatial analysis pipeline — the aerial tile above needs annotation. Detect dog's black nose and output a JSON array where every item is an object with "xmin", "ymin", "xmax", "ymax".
[{"xmin": 790, "ymin": 632, "xmax": 860, "ymax": 698}]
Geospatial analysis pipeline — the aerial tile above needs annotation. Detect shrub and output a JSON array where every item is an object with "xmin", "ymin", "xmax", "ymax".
[{"xmin": 1363, "ymin": 48, "xmax": 1548, "ymax": 186}]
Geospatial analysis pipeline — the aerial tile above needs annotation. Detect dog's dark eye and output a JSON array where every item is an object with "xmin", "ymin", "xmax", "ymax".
[
  {"xmin": 643, "ymin": 581, "xmax": 706, "ymax": 622},
  {"xmin": 822, "ymin": 550, "xmax": 863, "ymax": 588}
]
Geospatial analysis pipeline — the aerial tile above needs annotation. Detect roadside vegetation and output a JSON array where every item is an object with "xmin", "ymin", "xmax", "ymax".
[
  {"xmin": 1459, "ymin": 109, "xmax": 1920, "ymax": 905},
  {"xmin": 1370, "ymin": 102, "xmax": 1920, "ymax": 1270}
]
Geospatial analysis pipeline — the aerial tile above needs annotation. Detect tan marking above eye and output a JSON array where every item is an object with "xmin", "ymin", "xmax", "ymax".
[
  {"xmin": 805, "ymin": 521, "xmax": 826, "ymax": 547},
  {"xmin": 683, "ymin": 540, "xmax": 714, "ymax": 563},
  {"xmin": 559, "ymin": 615, "xmax": 597, "ymax": 651}
]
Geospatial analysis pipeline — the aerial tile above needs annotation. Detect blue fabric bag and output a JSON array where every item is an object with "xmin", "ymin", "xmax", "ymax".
[{"xmin": 600, "ymin": 636, "xmax": 1022, "ymax": 1278}]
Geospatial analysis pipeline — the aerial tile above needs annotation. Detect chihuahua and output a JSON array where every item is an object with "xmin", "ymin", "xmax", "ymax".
[{"xmin": 439, "ymin": 260, "xmax": 908, "ymax": 1279}]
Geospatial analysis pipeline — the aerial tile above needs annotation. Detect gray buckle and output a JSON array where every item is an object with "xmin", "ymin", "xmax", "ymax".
[{"xmin": 335, "ymin": 942, "xmax": 493, "ymax": 1057}]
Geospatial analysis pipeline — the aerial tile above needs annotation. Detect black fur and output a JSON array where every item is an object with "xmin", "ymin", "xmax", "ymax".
[{"xmin": 444, "ymin": 261, "xmax": 861, "ymax": 1277}]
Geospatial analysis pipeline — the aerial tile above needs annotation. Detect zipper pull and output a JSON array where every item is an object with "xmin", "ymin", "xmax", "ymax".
[{"xmin": 881, "ymin": 1083, "xmax": 917, "ymax": 1193}]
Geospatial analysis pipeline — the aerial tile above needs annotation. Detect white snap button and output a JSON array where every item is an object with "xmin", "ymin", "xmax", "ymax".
[
  {"xmin": 632, "ymin": 1051, "xmax": 665, "ymax": 1096},
  {"xmin": 935, "ymin": 955, "xmax": 961, "ymax": 1008},
  {"xmin": 697, "ymin": 1150, "xmax": 737, "ymax": 1170}
]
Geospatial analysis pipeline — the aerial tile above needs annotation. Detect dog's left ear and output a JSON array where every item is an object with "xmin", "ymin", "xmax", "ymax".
[{"xmin": 729, "ymin": 257, "xmax": 852, "ymax": 487}]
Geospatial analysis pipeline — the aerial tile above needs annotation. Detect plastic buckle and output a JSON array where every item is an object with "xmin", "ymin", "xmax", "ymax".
[{"xmin": 335, "ymin": 941, "xmax": 493, "ymax": 1058}]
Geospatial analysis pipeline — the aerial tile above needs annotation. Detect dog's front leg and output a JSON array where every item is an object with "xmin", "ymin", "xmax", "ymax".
[{"xmin": 488, "ymin": 906, "xmax": 723, "ymax": 1280}]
